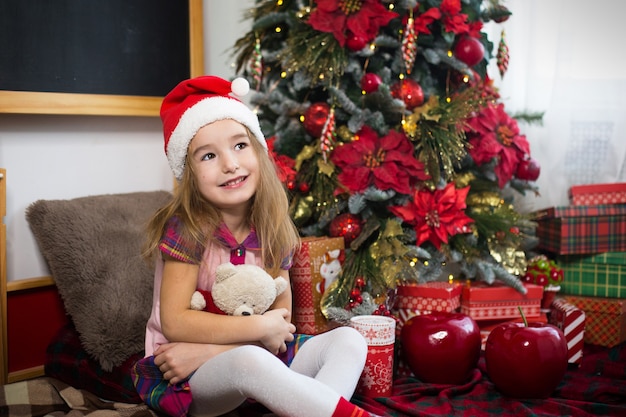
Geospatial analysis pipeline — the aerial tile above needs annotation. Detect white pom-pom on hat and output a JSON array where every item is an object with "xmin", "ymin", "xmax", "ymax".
[{"xmin": 231, "ymin": 77, "xmax": 250, "ymax": 97}]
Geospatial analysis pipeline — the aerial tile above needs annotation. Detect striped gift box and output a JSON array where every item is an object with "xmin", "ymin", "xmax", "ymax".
[
  {"xmin": 549, "ymin": 299, "xmax": 586, "ymax": 365},
  {"xmin": 533, "ymin": 205, "xmax": 626, "ymax": 255}
]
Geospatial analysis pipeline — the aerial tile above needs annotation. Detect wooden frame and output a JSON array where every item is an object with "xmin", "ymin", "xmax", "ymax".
[
  {"xmin": 0, "ymin": 169, "xmax": 65, "ymax": 385},
  {"xmin": 0, "ymin": 0, "xmax": 204, "ymax": 117},
  {"xmin": 0, "ymin": 168, "xmax": 6, "ymax": 384}
]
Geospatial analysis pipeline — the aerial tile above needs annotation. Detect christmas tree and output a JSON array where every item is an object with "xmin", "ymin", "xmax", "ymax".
[{"xmin": 233, "ymin": 0, "xmax": 541, "ymax": 321}]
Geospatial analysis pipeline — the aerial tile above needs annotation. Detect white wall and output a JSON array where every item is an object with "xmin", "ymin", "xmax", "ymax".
[
  {"xmin": 489, "ymin": 0, "xmax": 626, "ymax": 212},
  {"xmin": 2, "ymin": 0, "xmax": 624, "ymax": 282},
  {"xmin": 0, "ymin": 0, "xmax": 254, "ymax": 282}
]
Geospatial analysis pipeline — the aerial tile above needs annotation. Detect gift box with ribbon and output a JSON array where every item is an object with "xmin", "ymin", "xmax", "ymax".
[{"xmin": 290, "ymin": 236, "xmax": 344, "ymax": 335}]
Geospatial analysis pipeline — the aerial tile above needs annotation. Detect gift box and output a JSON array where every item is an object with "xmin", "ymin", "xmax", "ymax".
[
  {"xmin": 549, "ymin": 298, "xmax": 586, "ymax": 365},
  {"xmin": 533, "ymin": 204, "xmax": 626, "ymax": 254},
  {"xmin": 290, "ymin": 236, "xmax": 344, "ymax": 335},
  {"xmin": 557, "ymin": 252, "xmax": 626, "ymax": 298},
  {"xmin": 460, "ymin": 282, "xmax": 543, "ymax": 321},
  {"xmin": 394, "ymin": 281, "xmax": 463, "ymax": 311},
  {"xmin": 569, "ymin": 182, "xmax": 626, "ymax": 206},
  {"xmin": 563, "ymin": 295, "xmax": 626, "ymax": 347},
  {"xmin": 478, "ymin": 313, "xmax": 548, "ymax": 351},
  {"xmin": 393, "ymin": 281, "xmax": 462, "ymax": 333}
]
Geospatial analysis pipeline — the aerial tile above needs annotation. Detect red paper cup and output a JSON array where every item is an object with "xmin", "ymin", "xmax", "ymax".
[{"xmin": 350, "ymin": 315, "xmax": 396, "ymax": 397}]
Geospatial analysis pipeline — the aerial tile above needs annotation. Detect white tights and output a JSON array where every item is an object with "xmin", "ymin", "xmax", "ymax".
[{"xmin": 188, "ymin": 326, "xmax": 367, "ymax": 417}]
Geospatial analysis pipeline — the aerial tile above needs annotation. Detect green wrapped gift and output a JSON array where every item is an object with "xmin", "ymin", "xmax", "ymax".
[{"xmin": 557, "ymin": 252, "xmax": 626, "ymax": 298}]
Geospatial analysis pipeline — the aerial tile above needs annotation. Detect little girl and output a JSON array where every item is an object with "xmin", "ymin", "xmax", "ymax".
[{"xmin": 132, "ymin": 75, "xmax": 378, "ymax": 417}]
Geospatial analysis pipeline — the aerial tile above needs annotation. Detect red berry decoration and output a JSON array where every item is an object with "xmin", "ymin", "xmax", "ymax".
[
  {"xmin": 454, "ymin": 37, "xmax": 485, "ymax": 67},
  {"xmin": 329, "ymin": 213, "xmax": 363, "ymax": 245},
  {"xmin": 346, "ymin": 33, "xmax": 368, "ymax": 51},
  {"xmin": 360, "ymin": 73, "xmax": 382, "ymax": 94},
  {"xmin": 355, "ymin": 277, "xmax": 366, "ymax": 289},
  {"xmin": 390, "ymin": 78, "xmax": 424, "ymax": 110},
  {"xmin": 298, "ymin": 182, "xmax": 310, "ymax": 193},
  {"xmin": 516, "ymin": 157, "xmax": 541, "ymax": 181},
  {"xmin": 303, "ymin": 102, "xmax": 330, "ymax": 137}
]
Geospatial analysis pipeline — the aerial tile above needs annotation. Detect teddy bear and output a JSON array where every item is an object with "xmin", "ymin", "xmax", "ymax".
[{"xmin": 190, "ymin": 262, "xmax": 288, "ymax": 316}]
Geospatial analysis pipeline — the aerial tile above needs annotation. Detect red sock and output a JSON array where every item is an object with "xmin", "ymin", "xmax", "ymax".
[{"xmin": 331, "ymin": 397, "xmax": 377, "ymax": 417}]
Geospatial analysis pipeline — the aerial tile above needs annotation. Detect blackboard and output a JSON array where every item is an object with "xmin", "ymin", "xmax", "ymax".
[
  {"xmin": 0, "ymin": 0, "xmax": 192, "ymax": 96},
  {"xmin": 0, "ymin": 0, "xmax": 203, "ymax": 116}
]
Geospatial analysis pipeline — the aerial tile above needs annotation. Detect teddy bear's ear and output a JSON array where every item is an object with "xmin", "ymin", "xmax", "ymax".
[
  {"xmin": 274, "ymin": 277, "xmax": 288, "ymax": 296},
  {"xmin": 215, "ymin": 262, "xmax": 237, "ymax": 282},
  {"xmin": 190, "ymin": 291, "xmax": 207, "ymax": 311}
]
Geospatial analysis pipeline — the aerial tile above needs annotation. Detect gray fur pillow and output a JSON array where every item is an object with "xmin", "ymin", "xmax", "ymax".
[{"xmin": 26, "ymin": 191, "xmax": 171, "ymax": 371}]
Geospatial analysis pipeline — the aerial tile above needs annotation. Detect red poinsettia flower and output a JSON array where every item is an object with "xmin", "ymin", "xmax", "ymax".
[
  {"xmin": 389, "ymin": 183, "xmax": 474, "ymax": 249},
  {"xmin": 267, "ymin": 136, "xmax": 297, "ymax": 185},
  {"xmin": 308, "ymin": 0, "xmax": 398, "ymax": 47},
  {"xmin": 467, "ymin": 20, "xmax": 483, "ymax": 38},
  {"xmin": 405, "ymin": 7, "xmax": 441, "ymax": 35},
  {"xmin": 440, "ymin": 0, "xmax": 470, "ymax": 34},
  {"xmin": 466, "ymin": 103, "xmax": 531, "ymax": 188},
  {"xmin": 331, "ymin": 126, "xmax": 428, "ymax": 194}
]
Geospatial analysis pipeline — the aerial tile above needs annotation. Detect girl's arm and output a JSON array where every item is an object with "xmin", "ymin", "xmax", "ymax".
[{"xmin": 159, "ymin": 258, "xmax": 295, "ymax": 352}]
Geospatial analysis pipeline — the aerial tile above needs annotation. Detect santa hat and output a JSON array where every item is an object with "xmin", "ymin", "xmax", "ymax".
[{"xmin": 160, "ymin": 75, "xmax": 267, "ymax": 180}]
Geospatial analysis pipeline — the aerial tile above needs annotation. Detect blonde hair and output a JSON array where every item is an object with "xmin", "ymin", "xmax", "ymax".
[{"xmin": 143, "ymin": 127, "xmax": 300, "ymax": 276}]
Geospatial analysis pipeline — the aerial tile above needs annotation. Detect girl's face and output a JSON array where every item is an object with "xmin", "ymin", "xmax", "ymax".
[{"xmin": 188, "ymin": 119, "xmax": 260, "ymax": 212}]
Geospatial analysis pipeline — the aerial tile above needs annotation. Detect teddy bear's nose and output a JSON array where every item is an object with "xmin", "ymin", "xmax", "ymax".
[{"xmin": 242, "ymin": 311, "xmax": 251, "ymax": 316}]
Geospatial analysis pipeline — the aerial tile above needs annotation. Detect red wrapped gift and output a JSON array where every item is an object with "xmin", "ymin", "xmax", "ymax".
[
  {"xmin": 393, "ymin": 282, "xmax": 462, "ymax": 334},
  {"xmin": 549, "ymin": 298, "xmax": 586, "ymax": 365},
  {"xmin": 290, "ymin": 236, "xmax": 344, "ymax": 335},
  {"xmin": 460, "ymin": 282, "xmax": 543, "ymax": 321},
  {"xmin": 394, "ymin": 281, "xmax": 463, "ymax": 311},
  {"xmin": 563, "ymin": 295, "xmax": 626, "ymax": 347},
  {"xmin": 478, "ymin": 313, "xmax": 548, "ymax": 351},
  {"xmin": 533, "ymin": 204, "xmax": 626, "ymax": 255},
  {"xmin": 569, "ymin": 182, "xmax": 626, "ymax": 206}
]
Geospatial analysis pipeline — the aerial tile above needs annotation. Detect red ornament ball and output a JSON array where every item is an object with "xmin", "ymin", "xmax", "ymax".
[
  {"xmin": 303, "ymin": 102, "xmax": 330, "ymax": 137},
  {"xmin": 390, "ymin": 78, "xmax": 424, "ymax": 110},
  {"xmin": 360, "ymin": 73, "xmax": 382, "ymax": 94},
  {"xmin": 454, "ymin": 37, "xmax": 485, "ymax": 67},
  {"xmin": 516, "ymin": 158, "xmax": 541, "ymax": 181},
  {"xmin": 346, "ymin": 33, "xmax": 368, "ymax": 51},
  {"xmin": 329, "ymin": 213, "xmax": 363, "ymax": 245}
]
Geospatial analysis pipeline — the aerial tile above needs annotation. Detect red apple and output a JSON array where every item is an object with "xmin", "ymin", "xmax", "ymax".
[
  {"xmin": 453, "ymin": 37, "xmax": 485, "ymax": 67},
  {"xmin": 485, "ymin": 322, "xmax": 568, "ymax": 398},
  {"xmin": 401, "ymin": 312, "xmax": 481, "ymax": 384},
  {"xmin": 516, "ymin": 158, "xmax": 541, "ymax": 181}
]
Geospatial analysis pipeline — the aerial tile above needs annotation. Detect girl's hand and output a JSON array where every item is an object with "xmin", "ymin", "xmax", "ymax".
[
  {"xmin": 153, "ymin": 342, "xmax": 235, "ymax": 385},
  {"xmin": 259, "ymin": 308, "xmax": 296, "ymax": 354}
]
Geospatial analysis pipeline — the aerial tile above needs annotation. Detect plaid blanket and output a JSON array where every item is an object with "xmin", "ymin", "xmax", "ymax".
[
  {"xmin": 354, "ymin": 342, "xmax": 626, "ymax": 417},
  {"xmin": 2, "ymin": 343, "xmax": 624, "ymax": 417},
  {"xmin": 0, "ymin": 377, "xmax": 157, "ymax": 417}
]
